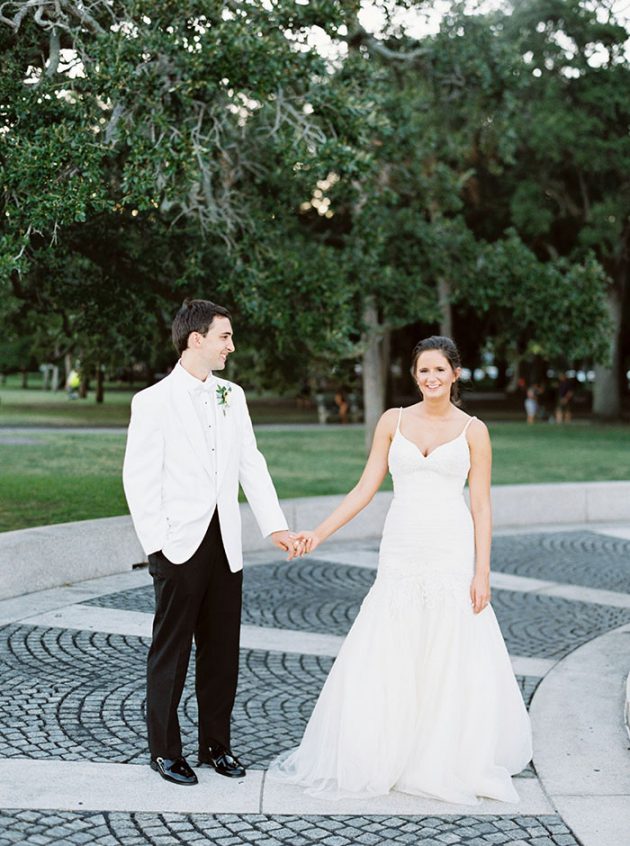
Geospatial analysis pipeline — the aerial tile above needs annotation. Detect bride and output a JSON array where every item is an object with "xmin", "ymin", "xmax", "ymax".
[{"xmin": 268, "ymin": 336, "xmax": 532, "ymax": 804}]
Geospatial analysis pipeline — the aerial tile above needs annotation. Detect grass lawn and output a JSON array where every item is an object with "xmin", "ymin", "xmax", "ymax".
[
  {"xmin": 0, "ymin": 381, "xmax": 318, "ymax": 427},
  {"xmin": 0, "ymin": 423, "xmax": 628, "ymax": 532},
  {"xmin": 0, "ymin": 388, "xmax": 134, "ymax": 427}
]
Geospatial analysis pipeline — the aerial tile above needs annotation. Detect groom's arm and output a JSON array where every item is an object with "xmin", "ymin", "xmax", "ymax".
[
  {"xmin": 235, "ymin": 386, "xmax": 289, "ymax": 539},
  {"xmin": 122, "ymin": 392, "xmax": 168, "ymax": 556}
]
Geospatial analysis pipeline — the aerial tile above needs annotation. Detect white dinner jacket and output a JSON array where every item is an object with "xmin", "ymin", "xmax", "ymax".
[{"xmin": 122, "ymin": 365, "xmax": 288, "ymax": 570}]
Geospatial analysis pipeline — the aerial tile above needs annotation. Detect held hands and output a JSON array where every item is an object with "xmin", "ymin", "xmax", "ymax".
[
  {"xmin": 470, "ymin": 571, "xmax": 491, "ymax": 614},
  {"xmin": 269, "ymin": 529, "xmax": 322, "ymax": 560},
  {"xmin": 270, "ymin": 530, "xmax": 300, "ymax": 560},
  {"xmin": 291, "ymin": 530, "xmax": 321, "ymax": 557}
]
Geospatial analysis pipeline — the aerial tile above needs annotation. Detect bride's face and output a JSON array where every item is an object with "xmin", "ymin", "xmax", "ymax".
[{"xmin": 415, "ymin": 350, "xmax": 459, "ymax": 400}]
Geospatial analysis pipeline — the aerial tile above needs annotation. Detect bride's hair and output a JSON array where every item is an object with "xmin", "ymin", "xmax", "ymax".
[{"xmin": 410, "ymin": 336, "xmax": 462, "ymax": 405}]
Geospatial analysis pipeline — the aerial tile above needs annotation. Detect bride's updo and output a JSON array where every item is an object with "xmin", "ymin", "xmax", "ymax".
[{"xmin": 410, "ymin": 336, "xmax": 462, "ymax": 405}]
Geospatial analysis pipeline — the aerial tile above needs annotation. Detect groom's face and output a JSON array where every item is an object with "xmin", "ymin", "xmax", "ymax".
[{"xmin": 193, "ymin": 316, "xmax": 235, "ymax": 370}]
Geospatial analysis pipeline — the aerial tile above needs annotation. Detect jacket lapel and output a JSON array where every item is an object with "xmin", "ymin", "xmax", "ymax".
[{"xmin": 214, "ymin": 377, "xmax": 233, "ymax": 489}]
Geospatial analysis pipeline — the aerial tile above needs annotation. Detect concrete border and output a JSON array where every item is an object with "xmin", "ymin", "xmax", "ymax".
[
  {"xmin": 1, "ymin": 481, "xmax": 630, "ymax": 601},
  {"xmin": 529, "ymin": 622, "xmax": 630, "ymax": 846}
]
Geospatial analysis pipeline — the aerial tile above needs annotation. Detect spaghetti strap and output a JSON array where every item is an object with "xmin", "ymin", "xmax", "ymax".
[
  {"xmin": 462, "ymin": 416, "xmax": 477, "ymax": 436},
  {"xmin": 396, "ymin": 407, "xmax": 404, "ymax": 432}
]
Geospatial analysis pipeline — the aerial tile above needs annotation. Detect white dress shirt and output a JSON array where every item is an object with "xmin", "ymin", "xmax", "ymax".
[{"xmin": 176, "ymin": 362, "xmax": 217, "ymax": 483}]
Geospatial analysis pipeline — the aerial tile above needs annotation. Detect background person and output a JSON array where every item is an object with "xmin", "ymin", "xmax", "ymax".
[
  {"xmin": 524, "ymin": 383, "xmax": 538, "ymax": 424},
  {"xmin": 66, "ymin": 367, "xmax": 80, "ymax": 400},
  {"xmin": 555, "ymin": 372, "xmax": 574, "ymax": 423}
]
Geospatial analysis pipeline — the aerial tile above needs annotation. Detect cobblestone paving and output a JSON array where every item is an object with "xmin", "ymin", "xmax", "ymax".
[
  {"xmin": 0, "ymin": 622, "xmax": 540, "ymax": 772},
  {"xmin": 491, "ymin": 531, "xmax": 630, "ymax": 592},
  {"xmin": 85, "ymin": 555, "xmax": 630, "ymax": 660},
  {"xmin": 0, "ymin": 810, "xmax": 580, "ymax": 845},
  {"xmin": 4, "ymin": 528, "xmax": 626, "ymax": 845},
  {"xmin": 86, "ymin": 558, "xmax": 376, "ymax": 636},
  {"xmin": 83, "ymin": 582, "xmax": 157, "ymax": 614},
  {"xmin": 0, "ymin": 626, "xmax": 328, "ymax": 767},
  {"xmin": 490, "ymin": 590, "xmax": 630, "ymax": 659}
]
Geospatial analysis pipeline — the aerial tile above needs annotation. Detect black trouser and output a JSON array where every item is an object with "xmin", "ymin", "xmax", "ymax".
[{"xmin": 146, "ymin": 510, "xmax": 243, "ymax": 759}]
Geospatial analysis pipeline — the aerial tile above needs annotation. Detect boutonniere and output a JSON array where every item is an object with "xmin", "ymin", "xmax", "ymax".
[{"xmin": 216, "ymin": 384, "xmax": 232, "ymax": 415}]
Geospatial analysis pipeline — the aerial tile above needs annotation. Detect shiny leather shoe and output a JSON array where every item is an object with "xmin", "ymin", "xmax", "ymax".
[
  {"xmin": 198, "ymin": 747, "xmax": 246, "ymax": 778},
  {"xmin": 150, "ymin": 756, "xmax": 198, "ymax": 786}
]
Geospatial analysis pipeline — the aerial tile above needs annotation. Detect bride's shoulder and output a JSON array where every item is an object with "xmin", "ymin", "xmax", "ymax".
[
  {"xmin": 464, "ymin": 414, "xmax": 490, "ymax": 443},
  {"xmin": 376, "ymin": 407, "xmax": 403, "ymax": 435}
]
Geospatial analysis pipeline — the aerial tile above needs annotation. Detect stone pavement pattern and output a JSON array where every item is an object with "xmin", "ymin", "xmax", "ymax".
[
  {"xmin": 1, "ymin": 528, "xmax": 630, "ymax": 844},
  {"xmin": 0, "ymin": 811, "xmax": 579, "ymax": 845}
]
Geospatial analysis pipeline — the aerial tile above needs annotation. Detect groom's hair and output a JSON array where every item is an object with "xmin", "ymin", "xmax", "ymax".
[{"xmin": 172, "ymin": 298, "xmax": 232, "ymax": 354}]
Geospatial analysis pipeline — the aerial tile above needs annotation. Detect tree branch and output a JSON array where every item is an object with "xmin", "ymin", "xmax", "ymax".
[
  {"xmin": 347, "ymin": 24, "xmax": 429, "ymax": 62},
  {"xmin": 45, "ymin": 26, "xmax": 60, "ymax": 76}
]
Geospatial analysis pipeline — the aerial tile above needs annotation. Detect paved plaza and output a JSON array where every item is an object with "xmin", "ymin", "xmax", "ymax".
[{"xmin": 1, "ymin": 526, "xmax": 630, "ymax": 844}]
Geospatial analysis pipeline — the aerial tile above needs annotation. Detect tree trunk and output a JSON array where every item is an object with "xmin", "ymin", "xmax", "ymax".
[
  {"xmin": 437, "ymin": 276, "xmax": 452, "ymax": 337},
  {"xmin": 506, "ymin": 348, "xmax": 522, "ymax": 393},
  {"xmin": 96, "ymin": 365, "xmax": 105, "ymax": 404},
  {"xmin": 64, "ymin": 353, "xmax": 73, "ymax": 390},
  {"xmin": 361, "ymin": 296, "xmax": 387, "ymax": 452},
  {"xmin": 381, "ymin": 327, "xmax": 392, "ymax": 406},
  {"xmin": 20, "ymin": 368, "xmax": 28, "ymax": 388},
  {"xmin": 592, "ymin": 285, "xmax": 623, "ymax": 419},
  {"xmin": 495, "ymin": 358, "xmax": 509, "ymax": 392},
  {"xmin": 50, "ymin": 365, "xmax": 60, "ymax": 392}
]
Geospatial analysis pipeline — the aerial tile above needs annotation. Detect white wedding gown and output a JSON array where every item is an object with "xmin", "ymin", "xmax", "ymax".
[{"xmin": 268, "ymin": 410, "xmax": 532, "ymax": 804}]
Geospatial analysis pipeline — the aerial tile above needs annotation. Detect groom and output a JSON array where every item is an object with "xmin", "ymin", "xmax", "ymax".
[{"xmin": 123, "ymin": 299, "xmax": 295, "ymax": 786}]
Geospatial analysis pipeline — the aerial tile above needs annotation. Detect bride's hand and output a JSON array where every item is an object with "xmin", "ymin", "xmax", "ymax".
[
  {"xmin": 292, "ymin": 530, "xmax": 322, "ymax": 556},
  {"xmin": 470, "ymin": 571, "xmax": 491, "ymax": 614}
]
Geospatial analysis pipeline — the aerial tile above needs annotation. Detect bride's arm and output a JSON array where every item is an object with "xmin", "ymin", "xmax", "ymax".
[
  {"xmin": 300, "ymin": 409, "xmax": 397, "ymax": 553},
  {"xmin": 467, "ymin": 419, "xmax": 493, "ymax": 613}
]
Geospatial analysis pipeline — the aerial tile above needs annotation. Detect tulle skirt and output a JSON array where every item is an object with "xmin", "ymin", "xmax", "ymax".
[{"xmin": 267, "ymin": 569, "xmax": 532, "ymax": 804}]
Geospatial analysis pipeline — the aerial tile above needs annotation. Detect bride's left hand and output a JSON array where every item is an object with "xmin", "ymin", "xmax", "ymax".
[
  {"xmin": 470, "ymin": 572, "xmax": 491, "ymax": 614},
  {"xmin": 291, "ymin": 530, "xmax": 321, "ymax": 556}
]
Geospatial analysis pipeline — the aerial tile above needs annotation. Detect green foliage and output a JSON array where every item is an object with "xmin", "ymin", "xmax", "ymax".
[
  {"xmin": 0, "ymin": 0, "xmax": 374, "ymax": 382},
  {"xmin": 458, "ymin": 230, "xmax": 611, "ymax": 361},
  {"xmin": 0, "ymin": 0, "xmax": 623, "ymax": 393}
]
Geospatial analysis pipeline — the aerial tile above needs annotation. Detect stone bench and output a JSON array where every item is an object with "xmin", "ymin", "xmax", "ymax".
[{"xmin": 1, "ymin": 481, "xmax": 630, "ymax": 601}]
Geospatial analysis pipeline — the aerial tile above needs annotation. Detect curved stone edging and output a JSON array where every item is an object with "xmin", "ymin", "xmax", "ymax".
[
  {"xmin": 1, "ymin": 481, "xmax": 630, "ymax": 601},
  {"xmin": 529, "ymin": 621, "xmax": 630, "ymax": 846}
]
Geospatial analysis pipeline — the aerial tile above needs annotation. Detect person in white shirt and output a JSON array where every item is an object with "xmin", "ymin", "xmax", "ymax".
[{"xmin": 123, "ymin": 299, "xmax": 295, "ymax": 786}]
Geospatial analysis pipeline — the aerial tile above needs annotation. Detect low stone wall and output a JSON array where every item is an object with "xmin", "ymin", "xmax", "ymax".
[{"xmin": 1, "ymin": 480, "xmax": 630, "ymax": 601}]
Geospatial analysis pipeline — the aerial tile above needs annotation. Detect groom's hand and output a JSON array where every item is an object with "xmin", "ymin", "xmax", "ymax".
[
  {"xmin": 292, "ymin": 530, "xmax": 321, "ymax": 555},
  {"xmin": 270, "ymin": 530, "xmax": 303, "ymax": 560}
]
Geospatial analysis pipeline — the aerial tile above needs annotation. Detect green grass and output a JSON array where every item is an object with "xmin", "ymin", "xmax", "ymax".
[
  {"xmin": 0, "ymin": 423, "xmax": 628, "ymax": 532},
  {"xmin": 0, "ymin": 381, "xmax": 318, "ymax": 427},
  {"xmin": 0, "ymin": 390, "xmax": 134, "ymax": 427}
]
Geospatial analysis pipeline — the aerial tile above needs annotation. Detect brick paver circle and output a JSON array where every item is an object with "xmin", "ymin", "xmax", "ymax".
[{"xmin": 2, "ymin": 528, "xmax": 628, "ymax": 844}]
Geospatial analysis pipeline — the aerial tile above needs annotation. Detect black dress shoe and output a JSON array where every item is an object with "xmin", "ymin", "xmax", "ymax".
[
  {"xmin": 198, "ymin": 747, "xmax": 246, "ymax": 778},
  {"xmin": 150, "ymin": 756, "xmax": 198, "ymax": 786}
]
